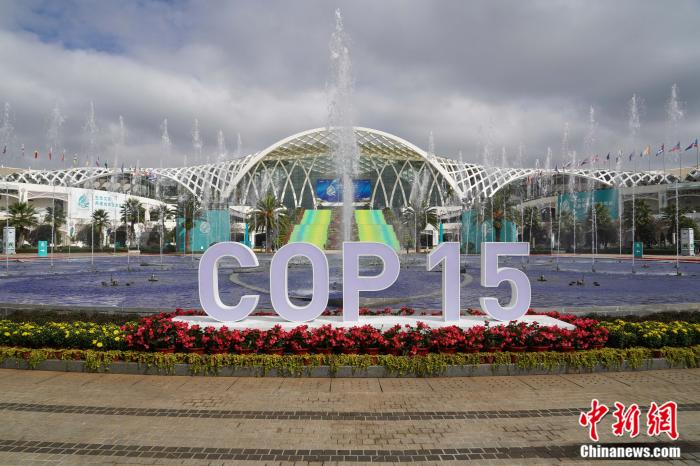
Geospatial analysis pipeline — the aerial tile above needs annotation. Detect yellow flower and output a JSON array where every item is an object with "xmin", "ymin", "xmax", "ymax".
[
  {"xmin": 3, "ymin": 332, "xmax": 9, "ymax": 337},
  {"xmin": 96, "ymin": 342, "xmax": 103, "ymax": 348}
]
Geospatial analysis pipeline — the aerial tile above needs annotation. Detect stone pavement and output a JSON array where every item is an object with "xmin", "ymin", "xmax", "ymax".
[{"xmin": 0, "ymin": 368, "xmax": 698, "ymax": 465}]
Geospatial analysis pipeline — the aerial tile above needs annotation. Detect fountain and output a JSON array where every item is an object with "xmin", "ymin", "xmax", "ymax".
[
  {"xmin": 583, "ymin": 106, "xmax": 597, "ymax": 272},
  {"xmin": 568, "ymin": 149, "xmax": 577, "ymax": 256},
  {"xmin": 407, "ymin": 167, "xmax": 432, "ymax": 252},
  {"xmin": 113, "ymin": 116, "xmax": 126, "ymax": 258},
  {"xmin": 83, "ymin": 101, "xmax": 99, "ymax": 271},
  {"xmin": 667, "ymin": 84, "xmax": 684, "ymax": 275},
  {"xmin": 555, "ymin": 123, "xmax": 570, "ymax": 270},
  {"xmin": 46, "ymin": 103, "xmax": 65, "ymax": 269},
  {"xmin": 191, "ymin": 118, "xmax": 203, "ymax": 261},
  {"xmin": 544, "ymin": 147, "xmax": 555, "ymax": 259},
  {"xmin": 628, "ymin": 94, "xmax": 641, "ymax": 272},
  {"xmin": 1, "ymin": 102, "xmax": 14, "ymax": 276},
  {"xmin": 615, "ymin": 148, "xmax": 623, "ymax": 259},
  {"xmin": 156, "ymin": 118, "xmax": 172, "ymax": 269},
  {"xmin": 328, "ymin": 9, "xmax": 359, "ymax": 244}
]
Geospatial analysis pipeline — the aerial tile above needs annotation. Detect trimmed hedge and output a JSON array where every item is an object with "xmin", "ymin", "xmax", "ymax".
[{"xmin": 1, "ymin": 345, "xmax": 698, "ymax": 377}]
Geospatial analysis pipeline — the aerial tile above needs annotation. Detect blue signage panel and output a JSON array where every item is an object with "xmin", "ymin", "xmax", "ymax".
[
  {"xmin": 37, "ymin": 240, "xmax": 48, "ymax": 257},
  {"xmin": 316, "ymin": 179, "xmax": 372, "ymax": 202}
]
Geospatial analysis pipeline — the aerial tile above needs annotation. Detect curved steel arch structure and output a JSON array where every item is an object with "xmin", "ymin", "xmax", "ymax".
[{"xmin": 1, "ymin": 127, "xmax": 681, "ymax": 208}]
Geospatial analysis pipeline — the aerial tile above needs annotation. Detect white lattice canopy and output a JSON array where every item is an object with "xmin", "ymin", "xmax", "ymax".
[{"xmin": 2, "ymin": 127, "xmax": 680, "ymax": 208}]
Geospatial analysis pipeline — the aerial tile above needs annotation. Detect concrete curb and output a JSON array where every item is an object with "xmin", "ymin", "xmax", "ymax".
[{"xmin": 0, "ymin": 357, "xmax": 682, "ymax": 378}]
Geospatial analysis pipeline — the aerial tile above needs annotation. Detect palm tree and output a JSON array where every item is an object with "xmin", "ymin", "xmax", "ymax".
[
  {"xmin": 9, "ymin": 202, "xmax": 38, "ymax": 246},
  {"xmin": 250, "ymin": 191, "xmax": 285, "ymax": 252},
  {"xmin": 585, "ymin": 203, "xmax": 616, "ymax": 249},
  {"xmin": 44, "ymin": 206, "xmax": 66, "ymax": 229},
  {"xmin": 402, "ymin": 202, "xmax": 438, "ymax": 252},
  {"xmin": 484, "ymin": 186, "xmax": 520, "ymax": 242},
  {"xmin": 91, "ymin": 209, "xmax": 110, "ymax": 249},
  {"xmin": 119, "ymin": 198, "xmax": 145, "ymax": 247},
  {"xmin": 554, "ymin": 208, "xmax": 575, "ymax": 251},
  {"xmin": 150, "ymin": 203, "xmax": 176, "ymax": 248},
  {"xmin": 661, "ymin": 203, "xmax": 697, "ymax": 245},
  {"xmin": 623, "ymin": 199, "xmax": 655, "ymax": 245},
  {"xmin": 176, "ymin": 195, "xmax": 200, "ymax": 253},
  {"xmin": 44, "ymin": 205, "xmax": 66, "ymax": 245},
  {"xmin": 402, "ymin": 169, "xmax": 439, "ymax": 252},
  {"xmin": 521, "ymin": 206, "xmax": 543, "ymax": 245}
]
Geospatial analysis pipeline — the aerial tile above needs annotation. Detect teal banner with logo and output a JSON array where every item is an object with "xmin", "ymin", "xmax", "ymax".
[
  {"xmin": 557, "ymin": 188, "xmax": 619, "ymax": 221},
  {"xmin": 461, "ymin": 211, "xmax": 517, "ymax": 253},
  {"xmin": 37, "ymin": 240, "xmax": 48, "ymax": 257},
  {"xmin": 176, "ymin": 210, "xmax": 231, "ymax": 253}
]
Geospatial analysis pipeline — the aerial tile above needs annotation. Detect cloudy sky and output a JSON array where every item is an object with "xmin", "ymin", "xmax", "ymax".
[{"xmin": 0, "ymin": 0, "xmax": 698, "ymax": 171}]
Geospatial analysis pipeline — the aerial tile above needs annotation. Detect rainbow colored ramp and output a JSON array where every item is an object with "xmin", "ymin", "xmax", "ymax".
[
  {"xmin": 355, "ymin": 210, "xmax": 401, "ymax": 251},
  {"xmin": 288, "ymin": 210, "xmax": 331, "ymax": 250}
]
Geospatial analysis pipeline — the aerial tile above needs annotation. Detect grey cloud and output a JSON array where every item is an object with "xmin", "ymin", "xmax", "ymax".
[{"xmin": 0, "ymin": 0, "xmax": 698, "ymax": 172}]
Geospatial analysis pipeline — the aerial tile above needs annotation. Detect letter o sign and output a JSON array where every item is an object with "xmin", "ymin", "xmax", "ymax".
[{"xmin": 269, "ymin": 242, "xmax": 329, "ymax": 322}]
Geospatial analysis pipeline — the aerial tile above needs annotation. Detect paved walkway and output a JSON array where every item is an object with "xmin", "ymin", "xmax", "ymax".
[{"xmin": 0, "ymin": 369, "xmax": 698, "ymax": 464}]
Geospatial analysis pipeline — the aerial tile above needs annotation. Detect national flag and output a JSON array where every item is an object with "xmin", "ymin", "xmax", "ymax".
[
  {"xmin": 592, "ymin": 154, "xmax": 600, "ymax": 163},
  {"xmin": 48, "ymin": 148, "xmax": 52, "ymax": 160},
  {"xmin": 669, "ymin": 142, "xmax": 681, "ymax": 153},
  {"xmin": 21, "ymin": 144, "xmax": 24, "ymax": 156},
  {"xmin": 555, "ymin": 164, "xmax": 559, "ymax": 173},
  {"xmin": 686, "ymin": 139, "xmax": 698, "ymax": 151},
  {"xmin": 628, "ymin": 151, "xmax": 634, "ymax": 161},
  {"xmin": 655, "ymin": 144, "xmax": 664, "ymax": 156},
  {"xmin": 72, "ymin": 155, "xmax": 78, "ymax": 167},
  {"xmin": 643, "ymin": 146, "xmax": 651, "ymax": 157},
  {"xmin": 34, "ymin": 150, "xmax": 38, "ymax": 159},
  {"xmin": 104, "ymin": 162, "xmax": 108, "ymax": 169},
  {"xmin": 95, "ymin": 158, "xmax": 100, "ymax": 167},
  {"xmin": 606, "ymin": 153, "xmax": 610, "ymax": 160},
  {"xmin": 60, "ymin": 151, "xmax": 65, "ymax": 162},
  {"xmin": 120, "ymin": 163, "xmax": 124, "ymax": 173},
  {"xmin": 2, "ymin": 145, "xmax": 6, "ymax": 154}
]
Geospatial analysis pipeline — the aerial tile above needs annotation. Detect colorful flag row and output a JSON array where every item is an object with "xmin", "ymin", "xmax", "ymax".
[{"xmin": 556, "ymin": 139, "xmax": 698, "ymax": 170}]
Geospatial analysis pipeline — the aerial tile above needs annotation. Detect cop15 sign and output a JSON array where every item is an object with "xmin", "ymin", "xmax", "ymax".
[{"xmin": 198, "ymin": 242, "xmax": 532, "ymax": 323}]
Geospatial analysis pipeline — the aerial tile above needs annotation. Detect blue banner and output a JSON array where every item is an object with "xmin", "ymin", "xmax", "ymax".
[{"xmin": 316, "ymin": 179, "xmax": 372, "ymax": 202}]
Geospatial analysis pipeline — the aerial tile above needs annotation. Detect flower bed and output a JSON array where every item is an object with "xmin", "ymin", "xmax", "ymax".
[
  {"xmin": 602, "ymin": 320, "xmax": 700, "ymax": 349},
  {"xmin": 3, "ymin": 309, "xmax": 699, "ymax": 356},
  {"xmin": 1, "ymin": 345, "xmax": 698, "ymax": 377},
  {"xmin": 120, "ymin": 310, "xmax": 612, "ymax": 355},
  {"xmin": 0, "ymin": 321, "xmax": 124, "ymax": 350}
]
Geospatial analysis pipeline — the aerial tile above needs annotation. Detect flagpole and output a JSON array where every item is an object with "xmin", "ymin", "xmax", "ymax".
[{"xmin": 663, "ymin": 146, "xmax": 666, "ymax": 176}]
